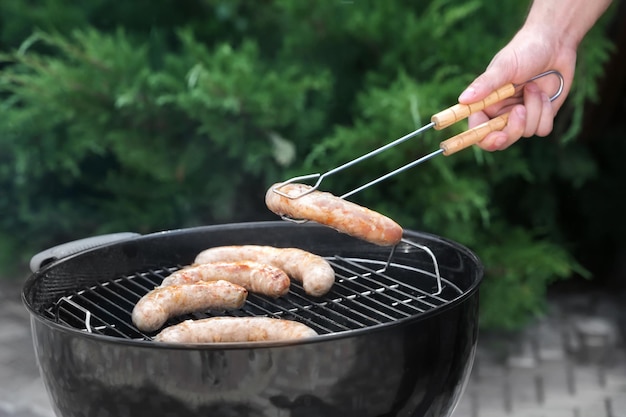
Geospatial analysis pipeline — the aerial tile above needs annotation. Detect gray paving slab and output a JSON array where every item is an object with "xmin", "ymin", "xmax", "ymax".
[
  {"xmin": 0, "ymin": 279, "xmax": 54, "ymax": 417},
  {"xmin": 1, "ymin": 276, "xmax": 625, "ymax": 417},
  {"xmin": 454, "ymin": 289, "xmax": 626, "ymax": 417}
]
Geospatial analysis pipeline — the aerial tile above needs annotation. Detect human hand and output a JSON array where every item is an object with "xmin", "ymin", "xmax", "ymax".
[{"xmin": 458, "ymin": 26, "xmax": 577, "ymax": 151}]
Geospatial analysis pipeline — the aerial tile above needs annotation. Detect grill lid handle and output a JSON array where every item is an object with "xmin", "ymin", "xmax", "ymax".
[{"xmin": 29, "ymin": 232, "xmax": 141, "ymax": 273}]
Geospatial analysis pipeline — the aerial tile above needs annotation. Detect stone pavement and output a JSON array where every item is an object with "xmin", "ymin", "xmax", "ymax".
[
  {"xmin": 1, "ymin": 277, "xmax": 625, "ymax": 417},
  {"xmin": 454, "ymin": 289, "xmax": 626, "ymax": 417},
  {"xmin": 0, "ymin": 279, "xmax": 54, "ymax": 417}
]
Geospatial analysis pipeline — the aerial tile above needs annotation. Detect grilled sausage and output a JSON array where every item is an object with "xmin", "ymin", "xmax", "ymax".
[
  {"xmin": 132, "ymin": 280, "xmax": 247, "ymax": 332},
  {"xmin": 265, "ymin": 182, "xmax": 403, "ymax": 246},
  {"xmin": 154, "ymin": 316, "xmax": 318, "ymax": 343},
  {"xmin": 161, "ymin": 261, "xmax": 291, "ymax": 298},
  {"xmin": 194, "ymin": 245, "xmax": 335, "ymax": 297}
]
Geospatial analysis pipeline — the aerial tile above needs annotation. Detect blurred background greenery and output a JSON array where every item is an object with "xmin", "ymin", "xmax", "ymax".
[{"xmin": 0, "ymin": 0, "xmax": 624, "ymax": 329}]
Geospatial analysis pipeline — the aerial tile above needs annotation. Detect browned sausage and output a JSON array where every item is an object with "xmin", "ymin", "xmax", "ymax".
[
  {"xmin": 154, "ymin": 316, "xmax": 318, "ymax": 343},
  {"xmin": 132, "ymin": 280, "xmax": 247, "ymax": 332},
  {"xmin": 194, "ymin": 245, "xmax": 335, "ymax": 297},
  {"xmin": 265, "ymin": 182, "xmax": 403, "ymax": 246},
  {"xmin": 161, "ymin": 261, "xmax": 290, "ymax": 298}
]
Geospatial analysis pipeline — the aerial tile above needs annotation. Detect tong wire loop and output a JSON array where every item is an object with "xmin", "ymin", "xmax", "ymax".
[{"xmin": 515, "ymin": 69, "xmax": 564, "ymax": 102}]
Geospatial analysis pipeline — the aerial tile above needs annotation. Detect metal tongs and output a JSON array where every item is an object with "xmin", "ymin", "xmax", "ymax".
[{"xmin": 273, "ymin": 70, "xmax": 564, "ymax": 200}]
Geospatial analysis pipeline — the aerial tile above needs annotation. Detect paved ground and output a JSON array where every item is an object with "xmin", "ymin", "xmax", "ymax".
[
  {"xmin": 454, "ymin": 288, "xmax": 626, "ymax": 417},
  {"xmin": 2, "ymin": 277, "xmax": 625, "ymax": 417},
  {"xmin": 0, "ymin": 279, "xmax": 54, "ymax": 417}
]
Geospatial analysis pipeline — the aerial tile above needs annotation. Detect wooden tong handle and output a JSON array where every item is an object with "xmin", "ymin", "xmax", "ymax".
[
  {"xmin": 440, "ymin": 113, "xmax": 510, "ymax": 156},
  {"xmin": 431, "ymin": 83, "xmax": 515, "ymax": 130}
]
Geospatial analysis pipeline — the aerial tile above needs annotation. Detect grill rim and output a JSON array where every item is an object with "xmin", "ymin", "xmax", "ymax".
[{"xmin": 22, "ymin": 221, "xmax": 483, "ymax": 350}]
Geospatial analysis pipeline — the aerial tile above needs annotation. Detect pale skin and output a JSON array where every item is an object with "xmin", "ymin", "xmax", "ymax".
[{"xmin": 459, "ymin": 0, "xmax": 614, "ymax": 151}]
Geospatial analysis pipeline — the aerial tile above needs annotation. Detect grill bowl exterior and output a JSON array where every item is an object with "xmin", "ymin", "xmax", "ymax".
[{"xmin": 23, "ymin": 221, "xmax": 482, "ymax": 417}]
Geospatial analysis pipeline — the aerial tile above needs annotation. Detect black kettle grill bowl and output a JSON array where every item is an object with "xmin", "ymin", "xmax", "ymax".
[{"xmin": 22, "ymin": 221, "xmax": 483, "ymax": 417}]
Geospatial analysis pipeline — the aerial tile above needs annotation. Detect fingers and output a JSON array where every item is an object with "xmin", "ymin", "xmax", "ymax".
[
  {"xmin": 476, "ymin": 106, "xmax": 526, "ymax": 151},
  {"xmin": 535, "ymin": 89, "xmax": 554, "ymax": 137},
  {"xmin": 458, "ymin": 67, "xmax": 513, "ymax": 104},
  {"xmin": 474, "ymin": 83, "xmax": 555, "ymax": 151},
  {"xmin": 520, "ymin": 83, "xmax": 543, "ymax": 138}
]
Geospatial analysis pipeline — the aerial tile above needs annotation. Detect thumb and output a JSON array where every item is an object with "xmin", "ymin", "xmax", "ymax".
[{"xmin": 458, "ymin": 64, "xmax": 514, "ymax": 104}]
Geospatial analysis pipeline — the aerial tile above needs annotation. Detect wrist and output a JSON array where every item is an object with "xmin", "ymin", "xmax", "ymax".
[
  {"xmin": 522, "ymin": 0, "xmax": 612, "ymax": 50},
  {"xmin": 522, "ymin": 11, "xmax": 580, "ymax": 50}
]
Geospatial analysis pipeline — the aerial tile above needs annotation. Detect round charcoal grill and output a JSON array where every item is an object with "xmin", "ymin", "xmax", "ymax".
[{"xmin": 23, "ymin": 221, "xmax": 482, "ymax": 417}]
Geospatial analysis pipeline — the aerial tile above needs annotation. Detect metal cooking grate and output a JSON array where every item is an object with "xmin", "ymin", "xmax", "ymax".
[{"xmin": 43, "ymin": 255, "xmax": 463, "ymax": 340}]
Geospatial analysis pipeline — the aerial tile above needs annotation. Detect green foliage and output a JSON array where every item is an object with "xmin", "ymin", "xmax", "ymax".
[
  {"xmin": 478, "ymin": 225, "xmax": 583, "ymax": 328},
  {"xmin": 0, "ymin": 1, "xmax": 617, "ymax": 329},
  {"xmin": 556, "ymin": 10, "xmax": 616, "ymax": 144},
  {"xmin": 0, "ymin": 26, "xmax": 331, "ymax": 266}
]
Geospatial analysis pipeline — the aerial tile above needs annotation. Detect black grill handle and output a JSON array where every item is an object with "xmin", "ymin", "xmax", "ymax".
[{"xmin": 29, "ymin": 232, "xmax": 141, "ymax": 273}]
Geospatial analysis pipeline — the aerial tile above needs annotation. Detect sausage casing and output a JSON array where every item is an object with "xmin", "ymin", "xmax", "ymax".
[
  {"xmin": 154, "ymin": 316, "xmax": 318, "ymax": 343},
  {"xmin": 265, "ymin": 182, "xmax": 403, "ymax": 246},
  {"xmin": 132, "ymin": 280, "xmax": 247, "ymax": 332},
  {"xmin": 194, "ymin": 245, "xmax": 335, "ymax": 297},
  {"xmin": 161, "ymin": 261, "xmax": 290, "ymax": 298}
]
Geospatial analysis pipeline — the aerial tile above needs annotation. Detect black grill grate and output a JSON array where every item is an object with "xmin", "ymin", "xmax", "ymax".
[{"xmin": 44, "ymin": 256, "xmax": 463, "ymax": 340}]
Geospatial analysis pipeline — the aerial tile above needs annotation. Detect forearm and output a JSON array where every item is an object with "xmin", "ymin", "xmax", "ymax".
[{"xmin": 523, "ymin": 0, "xmax": 613, "ymax": 49}]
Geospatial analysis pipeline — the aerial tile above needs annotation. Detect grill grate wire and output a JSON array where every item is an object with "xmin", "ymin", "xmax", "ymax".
[{"xmin": 44, "ymin": 256, "xmax": 463, "ymax": 341}]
